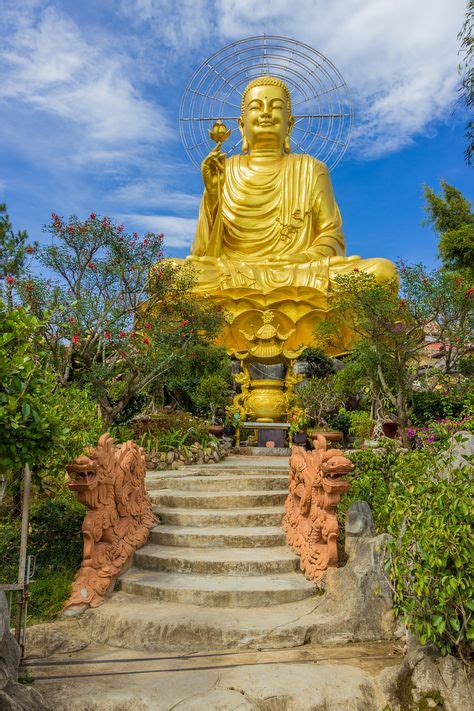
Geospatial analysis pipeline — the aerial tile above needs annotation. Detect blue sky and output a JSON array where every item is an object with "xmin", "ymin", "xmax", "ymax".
[{"xmin": 1, "ymin": 0, "xmax": 472, "ymax": 269}]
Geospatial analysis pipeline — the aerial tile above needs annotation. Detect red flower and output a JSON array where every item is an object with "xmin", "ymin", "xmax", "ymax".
[
  {"xmin": 25, "ymin": 282, "xmax": 34, "ymax": 291},
  {"xmin": 180, "ymin": 320, "xmax": 189, "ymax": 327},
  {"xmin": 25, "ymin": 246, "xmax": 35, "ymax": 254},
  {"xmin": 142, "ymin": 337, "xmax": 150, "ymax": 345},
  {"xmin": 133, "ymin": 232, "xmax": 138, "ymax": 238},
  {"xmin": 69, "ymin": 316, "xmax": 75, "ymax": 324},
  {"xmin": 353, "ymin": 267, "xmax": 359, "ymax": 273},
  {"xmin": 67, "ymin": 226, "xmax": 75, "ymax": 235},
  {"xmin": 90, "ymin": 212, "xmax": 96, "ymax": 219},
  {"xmin": 104, "ymin": 331, "xmax": 111, "ymax": 340},
  {"xmin": 143, "ymin": 239, "xmax": 150, "ymax": 246},
  {"xmin": 456, "ymin": 277, "xmax": 464, "ymax": 287},
  {"xmin": 145, "ymin": 322, "xmax": 152, "ymax": 330},
  {"xmin": 117, "ymin": 224, "xmax": 124, "ymax": 234},
  {"xmin": 5, "ymin": 276, "xmax": 14, "ymax": 284},
  {"xmin": 87, "ymin": 262, "xmax": 95, "ymax": 269},
  {"xmin": 465, "ymin": 288, "xmax": 474, "ymax": 299},
  {"xmin": 72, "ymin": 333, "xmax": 80, "ymax": 345},
  {"xmin": 118, "ymin": 331, "xmax": 126, "ymax": 338}
]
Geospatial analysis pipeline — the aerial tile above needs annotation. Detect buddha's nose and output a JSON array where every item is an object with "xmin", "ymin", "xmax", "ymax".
[{"xmin": 261, "ymin": 99, "xmax": 271, "ymax": 116}]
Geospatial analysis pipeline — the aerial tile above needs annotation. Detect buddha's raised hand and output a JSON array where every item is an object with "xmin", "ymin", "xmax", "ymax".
[{"xmin": 201, "ymin": 144, "xmax": 226, "ymax": 206}]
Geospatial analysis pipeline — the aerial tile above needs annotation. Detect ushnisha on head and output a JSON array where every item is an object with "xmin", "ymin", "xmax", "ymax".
[{"xmin": 239, "ymin": 76, "xmax": 295, "ymax": 154}]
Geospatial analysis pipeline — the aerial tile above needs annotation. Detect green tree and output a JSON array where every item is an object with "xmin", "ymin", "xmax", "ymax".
[
  {"xmin": 0, "ymin": 203, "xmax": 37, "ymax": 309},
  {"xmin": 318, "ymin": 266, "xmax": 473, "ymax": 442},
  {"xmin": 458, "ymin": 1, "xmax": 473, "ymax": 164},
  {"xmin": 0, "ymin": 302, "xmax": 102, "ymax": 504},
  {"xmin": 423, "ymin": 181, "xmax": 474, "ymax": 273}
]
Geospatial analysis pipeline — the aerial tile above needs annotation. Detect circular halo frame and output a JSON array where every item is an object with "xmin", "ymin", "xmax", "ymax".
[{"xmin": 179, "ymin": 35, "xmax": 353, "ymax": 170}]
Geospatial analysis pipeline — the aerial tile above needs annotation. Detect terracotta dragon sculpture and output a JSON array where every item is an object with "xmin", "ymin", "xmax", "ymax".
[
  {"xmin": 64, "ymin": 433, "xmax": 156, "ymax": 613},
  {"xmin": 283, "ymin": 434, "xmax": 353, "ymax": 580}
]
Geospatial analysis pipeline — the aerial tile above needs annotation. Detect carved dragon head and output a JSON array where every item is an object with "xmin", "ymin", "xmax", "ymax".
[{"xmin": 66, "ymin": 433, "xmax": 116, "ymax": 510}]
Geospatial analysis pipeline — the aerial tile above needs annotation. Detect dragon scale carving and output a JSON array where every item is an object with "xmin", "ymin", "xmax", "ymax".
[
  {"xmin": 64, "ymin": 434, "xmax": 156, "ymax": 612},
  {"xmin": 283, "ymin": 435, "xmax": 353, "ymax": 580}
]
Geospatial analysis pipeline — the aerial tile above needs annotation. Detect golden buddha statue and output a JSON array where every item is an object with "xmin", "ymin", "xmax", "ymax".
[
  {"xmin": 187, "ymin": 75, "xmax": 396, "ymax": 299},
  {"xmin": 178, "ymin": 75, "xmax": 396, "ymax": 422}
]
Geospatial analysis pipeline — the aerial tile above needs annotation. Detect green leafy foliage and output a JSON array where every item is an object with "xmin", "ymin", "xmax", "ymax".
[
  {"xmin": 409, "ymin": 390, "xmax": 467, "ymax": 426},
  {"xmin": 348, "ymin": 411, "xmax": 375, "ymax": 439},
  {"xmin": 385, "ymin": 439, "xmax": 473, "ymax": 661},
  {"xmin": 299, "ymin": 347, "xmax": 337, "ymax": 378},
  {"xmin": 296, "ymin": 375, "xmax": 343, "ymax": 429},
  {"xmin": 341, "ymin": 438, "xmax": 473, "ymax": 660},
  {"xmin": 0, "ymin": 302, "xmax": 104, "ymax": 495},
  {"xmin": 0, "ymin": 495, "xmax": 85, "ymax": 622},
  {"xmin": 194, "ymin": 372, "xmax": 232, "ymax": 422},
  {"xmin": 317, "ymin": 265, "xmax": 473, "ymax": 442},
  {"xmin": 423, "ymin": 181, "xmax": 474, "ymax": 272},
  {"xmin": 13, "ymin": 213, "xmax": 224, "ymax": 424},
  {"xmin": 0, "ymin": 304, "xmax": 67, "ymax": 476},
  {"xmin": 0, "ymin": 204, "xmax": 37, "ymax": 310}
]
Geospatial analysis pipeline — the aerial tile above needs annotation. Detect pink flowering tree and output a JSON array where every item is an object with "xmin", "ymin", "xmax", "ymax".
[
  {"xmin": 318, "ymin": 264, "xmax": 473, "ymax": 443},
  {"xmin": 18, "ymin": 213, "xmax": 224, "ymax": 425}
]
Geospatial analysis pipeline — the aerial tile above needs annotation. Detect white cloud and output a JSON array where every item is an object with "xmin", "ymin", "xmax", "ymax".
[
  {"xmin": 112, "ymin": 179, "xmax": 200, "ymax": 212},
  {"xmin": 121, "ymin": 214, "xmax": 197, "ymax": 248},
  {"xmin": 0, "ymin": 3, "xmax": 170, "ymax": 153},
  {"xmin": 120, "ymin": 0, "xmax": 465, "ymax": 157}
]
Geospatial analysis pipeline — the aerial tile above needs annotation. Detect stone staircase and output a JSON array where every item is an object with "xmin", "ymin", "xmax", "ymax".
[
  {"xmin": 119, "ymin": 462, "xmax": 315, "ymax": 608},
  {"xmin": 77, "ymin": 457, "xmax": 343, "ymax": 653}
]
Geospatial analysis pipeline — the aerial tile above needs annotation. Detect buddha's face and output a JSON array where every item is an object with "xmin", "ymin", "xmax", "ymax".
[{"xmin": 239, "ymin": 84, "xmax": 294, "ymax": 151}]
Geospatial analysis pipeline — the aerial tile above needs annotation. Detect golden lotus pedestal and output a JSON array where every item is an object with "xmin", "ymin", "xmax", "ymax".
[{"xmin": 211, "ymin": 286, "xmax": 342, "ymax": 425}]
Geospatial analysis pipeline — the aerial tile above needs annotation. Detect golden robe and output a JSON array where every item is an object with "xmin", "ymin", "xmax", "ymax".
[{"xmin": 187, "ymin": 153, "xmax": 395, "ymax": 295}]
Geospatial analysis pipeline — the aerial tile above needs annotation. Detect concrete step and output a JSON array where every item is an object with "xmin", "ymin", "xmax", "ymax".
[
  {"xmin": 149, "ymin": 525, "xmax": 286, "ymax": 548},
  {"xmin": 152, "ymin": 474, "xmax": 288, "ymax": 492},
  {"xmin": 76, "ymin": 591, "xmax": 365, "ymax": 654},
  {"xmin": 119, "ymin": 568, "xmax": 315, "ymax": 607},
  {"xmin": 134, "ymin": 544, "xmax": 299, "ymax": 575},
  {"xmin": 153, "ymin": 505, "xmax": 284, "ymax": 527},
  {"xmin": 149, "ymin": 489, "xmax": 288, "ymax": 509}
]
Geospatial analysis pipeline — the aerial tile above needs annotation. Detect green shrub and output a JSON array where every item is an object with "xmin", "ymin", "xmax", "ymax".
[
  {"xmin": 194, "ymin": 373, "xmax": 232, "ymax": 422},
  {"xmin": 340, "ymin": 438, "xmax": 473, "ymax": 661},
  {"xmin": 348, "ymin": 411, "xmax": 375, "ymax": 439},
  {"xmin": 299, "ymin": 348, "xmax": 336, "ymax": 378},
  {"xmin": 328, "ymin": 407, "xmax": 352, "ymax": 437},
  {"xmin": 385, "ymin": 437, "xmax": 473, "ymax": 661},
  {"xmin": 0, "ymin": 494, "xmax": 85, "ymax": 622},
  {"xmin": 340, "ymin": 445, "xmax": 400, "ymax": 532},
  {"xmin": 410, "ymin": 390, "xmax": 465, "ymax": 426}
]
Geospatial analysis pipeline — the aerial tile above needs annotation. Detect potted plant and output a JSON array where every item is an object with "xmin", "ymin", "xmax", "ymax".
[
  {"xmin": 348, "ymin": 411, "xmax": 375, "ymax": 444},
  {"xmin": 196, "ymin": 374, "xmax": 231, "ymax": 437},
  {"xmin": 295, "ymin": 375, "xmax": 344, "ymax": 443},
  {"xmin": 288, "ymin": 406, "xmax": 310, "ymax": 446}
]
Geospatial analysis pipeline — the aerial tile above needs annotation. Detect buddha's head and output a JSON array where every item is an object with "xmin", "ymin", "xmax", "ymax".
[{"xmin": 239, "ymin": 76, "xmax": 294, "ymax": 154}]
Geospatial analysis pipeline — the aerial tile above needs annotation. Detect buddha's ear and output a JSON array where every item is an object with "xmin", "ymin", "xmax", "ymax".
[
  {"xmin": 238, "ymin": 117, "xmax": 245, "ymax": 137},
  {"xmin": 288, "ymin": 115, "xmax": 295, "ymax": 135}
]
